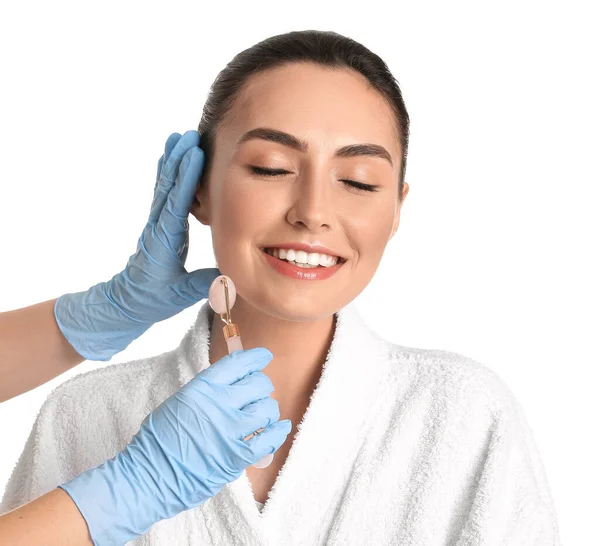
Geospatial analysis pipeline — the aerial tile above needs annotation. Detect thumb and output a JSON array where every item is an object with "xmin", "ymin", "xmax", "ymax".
[{"xmin": 180, "ymin": 267, "xmax": 222, "ymax": 302}]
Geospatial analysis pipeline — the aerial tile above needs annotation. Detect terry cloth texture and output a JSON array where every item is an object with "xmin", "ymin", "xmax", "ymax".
[{"xmin": 1, "ymin": 301, "xmax": 562, "ymax": 545}]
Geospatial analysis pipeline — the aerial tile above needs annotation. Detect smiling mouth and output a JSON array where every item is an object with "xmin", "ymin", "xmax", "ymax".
[{"xmin": 260, "ymin": 247, "xmax": 346, "ymax": 267}]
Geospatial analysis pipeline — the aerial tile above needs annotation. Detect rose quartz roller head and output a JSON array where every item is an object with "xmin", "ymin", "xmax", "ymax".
[
  {"xmin": 208, "ymin": 275, "xmax": 274, "ymax": 469},
  {"xmin": 208, "ymin": 274, "xmax": 243, "ymax": 353}
]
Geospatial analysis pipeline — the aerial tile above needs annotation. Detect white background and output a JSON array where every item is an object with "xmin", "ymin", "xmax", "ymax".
[{"xmin": 1, "ymin": 1, "xmax": 597, "ymax": 543}]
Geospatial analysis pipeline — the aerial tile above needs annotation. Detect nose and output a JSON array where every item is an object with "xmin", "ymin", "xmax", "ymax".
[{"xmin": 285, "ymin": 168, "xmax": 334, "ymax": 231}]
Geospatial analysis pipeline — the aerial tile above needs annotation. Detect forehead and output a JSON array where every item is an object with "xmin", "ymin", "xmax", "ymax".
[{"xmin": 221, "ymin": 63, "xmax": 401, "ymax": 163}]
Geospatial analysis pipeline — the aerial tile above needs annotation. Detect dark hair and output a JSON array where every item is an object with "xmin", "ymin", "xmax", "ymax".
[{"xmin": 198, "ymin": 30, "xmax": 410, "ymax": 200}]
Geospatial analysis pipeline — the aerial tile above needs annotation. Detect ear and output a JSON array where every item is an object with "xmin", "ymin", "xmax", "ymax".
[
  {"xmin": 389, "ymin": 182, "xmax": 410, "ymax": 241},
  {"xmin": 190, "ymin": 183, "xmax": 211, "ymax": 226}
]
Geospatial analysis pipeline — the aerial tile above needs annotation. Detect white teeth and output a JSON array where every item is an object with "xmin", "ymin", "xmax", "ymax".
[
  {"xmin": 294, "ymin": 250, "xmax": 307, "ymax": 263},
  {"xmin": 318, "ymin": 254, "xmax": 331, "ymax": 267},
  {"xmin": 264, "ymin": 247, "xmax": 341, "ymax": 268},
  {"xmin": 307, "ymin": 253, "xmax": 321, "ymax": 266}
]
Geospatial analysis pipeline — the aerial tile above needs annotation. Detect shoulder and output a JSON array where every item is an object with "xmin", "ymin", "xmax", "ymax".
[
  {"xmin": 36, "ymin": 349, "xmax": 183, "ymax": 455},
  {"xmin": 48, "ymin": 349, "xmax": 180, "ymax": 407},
  {"xmin": 386, "ymin": 342, "xmax": 521, "ymax": 420}
]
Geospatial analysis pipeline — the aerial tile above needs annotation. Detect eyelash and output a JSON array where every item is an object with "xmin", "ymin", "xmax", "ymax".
[{"xmin": 249, "ymin": 166, "xmax": 378, "ymax": 193}]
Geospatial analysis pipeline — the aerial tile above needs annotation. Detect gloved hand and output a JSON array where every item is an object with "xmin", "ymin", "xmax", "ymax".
[
  {"xmin": 54, "ymin": 130, "xmax": 220, "ymax": 361},
  {"xmin": 59, "ymin": 347, "xmax": 292, "ymax": 546}
]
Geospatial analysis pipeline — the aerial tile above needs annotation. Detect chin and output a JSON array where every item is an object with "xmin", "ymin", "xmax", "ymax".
[{"xmin": 245, "ymin": 291, "xmax": 343, "ymax": 323}]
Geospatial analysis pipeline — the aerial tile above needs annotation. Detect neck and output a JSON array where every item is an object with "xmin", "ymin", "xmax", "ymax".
[{"xmin": 208, "ymin": 298, "xmax": 336, "ymax": 410}]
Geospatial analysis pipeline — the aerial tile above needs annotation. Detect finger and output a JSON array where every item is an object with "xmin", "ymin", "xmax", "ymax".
[
  {"xmin": 178, "ymin": 267, "xmax": 221, "ymax": 301},
  {"xmin": 164, "ymin": 132, "xmax": 182, "ymax": 165},
  {"xmin": 162, "ymin": 130, "xmax": 200, "ymax": 183},
  {"xmin": 178, "ymin": 229, "xmax": 190, "ymax": 263},
  {"xmin": 199, "ymin": 347, "xmax": 273, "ymax": 386},
  {"xmin": 148, "ymin": 164, "xmax": 167, "ymax": 224},
  {"xmin": 149, "ymin": 155, "xmax": 165, "ymax": 222},
  {"xmin": 204, "ymin": 370, "xmax": 279, "ymax": 416},
  {"xmin": 156, "ymin": 146, "xmax": 202, "ymax": 243},
  {"xmin": 144, "ymin": 267, "xmax": 222, "ymax": 311},
  {"xmin": 165, "ymin": 146, "xmax": 205, "ymax": 219},
  {"xmin": 215, "ymin": 370, "xmax": 275, "ymax": 412},
  {"xmin": 154, "ymin": 154, "xmax": 164, "ymax": 191},
  {"xmin": 244, "ymin": 420, "xmax": 293, "ymax": 460},
  {"xmin": 148, "ymin": 133, "xmax": 182, "ymax": 224},
  {"xmin": 240, "ymin": 396, "xmax": 280, "ymax": 433},
  {"xmin": 228, "ymin": 371, "xmax": 276, "ymax": 411},
  {"xmin": 231, "ymin": 371, "xmax": 275, "ymax": 394},
  {"xmin": 148, "ymin": 165, "xmax": 170, "ymax": 226}
]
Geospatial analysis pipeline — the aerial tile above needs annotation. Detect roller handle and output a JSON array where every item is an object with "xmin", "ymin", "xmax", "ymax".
[
  {"xmin": 225, "ymin": 335, "xmax": 244, "ymax": 354},
  {"xmin": 226, "ymin": 334, "xmax": 274, "ymax": 469}
]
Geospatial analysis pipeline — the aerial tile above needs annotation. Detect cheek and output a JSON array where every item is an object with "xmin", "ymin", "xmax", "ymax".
[
  {"xmin": 216, "ymin": 179, "xmax": 274, "ymax": 234},
  {"xmin": 209, "ymin": 176, "xmax": 281, "ymax": 270},
  {"xmin": 210, "ymin": 180, "xmax": 249, "ymax": 250},
  {"xmin": 327, "ymin": 200, "xmax": 397, "ymax": 311},
  {"xmin": 351, "ymin": 204, "xmax": 396, "ymax": 267}
]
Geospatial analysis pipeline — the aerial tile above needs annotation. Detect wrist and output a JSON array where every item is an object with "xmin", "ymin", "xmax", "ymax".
[
  {"xmin": 59, "ymin": 449, "xmax": 162, "ymax": 546},
  {"xmin": 54, "ymin": 279, "xmax": 151, "ymax": 361}
]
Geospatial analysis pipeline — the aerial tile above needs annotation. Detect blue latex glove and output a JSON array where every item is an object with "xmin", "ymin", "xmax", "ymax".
[
  {"xmin": 54, "ymin": 130, "xmax": 220, "ymax": 361},
  {"xmin": 59, "ymin": 347, "xmax": 293, "ymax": 546}
]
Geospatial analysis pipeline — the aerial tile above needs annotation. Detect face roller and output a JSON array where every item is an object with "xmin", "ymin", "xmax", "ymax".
[{"xmin": 208, "ymin": 275, "xmax": 274, "ymax": 469}]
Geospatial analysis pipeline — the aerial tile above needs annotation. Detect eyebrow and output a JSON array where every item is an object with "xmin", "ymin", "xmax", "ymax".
[{"xmin": 237, "ymin": 127, "xmax": 393, "ymax": 167}]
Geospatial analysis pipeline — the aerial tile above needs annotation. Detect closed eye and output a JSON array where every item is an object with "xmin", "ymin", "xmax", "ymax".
[{"xmin": 249, "ymin": 166, "xmax": 378, "ymax": 193}]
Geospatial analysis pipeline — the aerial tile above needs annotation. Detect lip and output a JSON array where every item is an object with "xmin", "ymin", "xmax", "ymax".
[
  {"xmin": 260, "ymin": 242, "xmax": 346, "ymax": 260},
  {"xmin": 259, "ymin": 247, "xmax": 345, "ymax": 281}
]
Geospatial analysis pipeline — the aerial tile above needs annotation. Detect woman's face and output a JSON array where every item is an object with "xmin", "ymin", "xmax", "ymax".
[{"xmin": 191, "ymin": 62, "xmax": 409, "ymax": 322}]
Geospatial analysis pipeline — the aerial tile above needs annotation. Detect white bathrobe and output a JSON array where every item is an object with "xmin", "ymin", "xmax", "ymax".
[{"xmin": 1, "ymin": 301, "xmax": 562, "ymax": 545}]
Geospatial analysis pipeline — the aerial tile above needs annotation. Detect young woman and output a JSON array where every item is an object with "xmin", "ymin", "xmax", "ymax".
[{"xmin": 1, "ymin": 30, "xmax": 561, "ymax": 545}]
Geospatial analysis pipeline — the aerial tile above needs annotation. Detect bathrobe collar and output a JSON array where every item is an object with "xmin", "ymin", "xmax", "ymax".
[{"xmin": 176, "ymin": 300, "xmax": 390, "ymax": 546}]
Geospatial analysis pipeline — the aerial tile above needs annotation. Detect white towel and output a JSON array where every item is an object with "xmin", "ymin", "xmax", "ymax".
[{"xmin": 1, "ymin": 301, "xmax": 562, "ymax": 545}]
